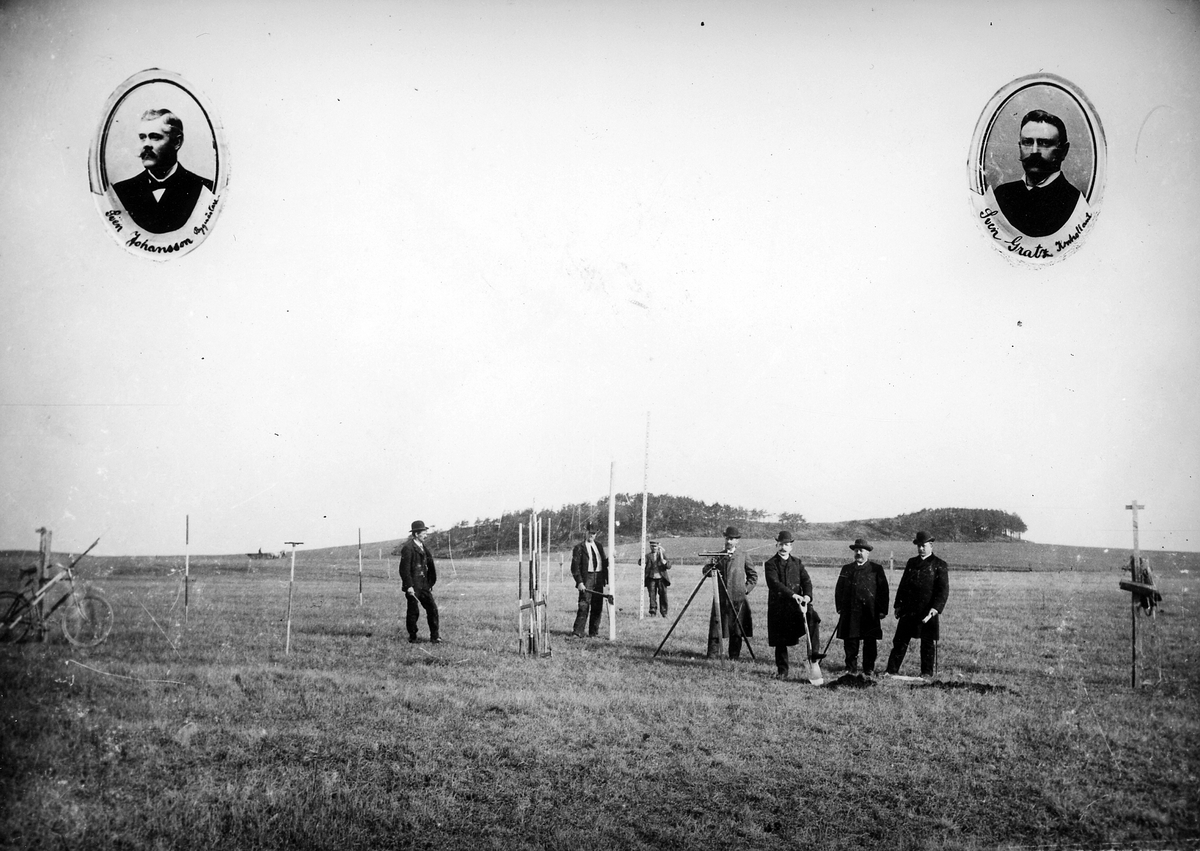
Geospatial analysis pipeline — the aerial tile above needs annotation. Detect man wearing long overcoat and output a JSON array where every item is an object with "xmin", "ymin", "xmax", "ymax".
[
  {"xmin": 764, "ymin": 530, "xmax": 822, "ymax": 679},
  {"xmin": 834, "ymin": 538, "xmax": 889, "ymax": 675},
  {"xmin": 398, "ymin": 520, "xmax": 440, "ymax": 643},
  {"xmin": 886, "ymin": 531, "xmax": 949, "ymax": 677},
  {"xmin": 706, "ymin": 526, "xmax": 757, "ymax": 659}
]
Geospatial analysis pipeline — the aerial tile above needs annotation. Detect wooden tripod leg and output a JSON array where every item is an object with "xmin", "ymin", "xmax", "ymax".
[
  {"xmin": 653, "ymin": 570, "xmax": 712, "ymax": 658},
  {"xmin": 713, "ymin": 568, "xmax": 756, "ymax": 661}
]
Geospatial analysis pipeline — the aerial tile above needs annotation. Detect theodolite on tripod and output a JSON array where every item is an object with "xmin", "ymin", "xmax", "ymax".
[{"xmin": 653, "ymin": 551, "xmax": 755, "ymax": 660}]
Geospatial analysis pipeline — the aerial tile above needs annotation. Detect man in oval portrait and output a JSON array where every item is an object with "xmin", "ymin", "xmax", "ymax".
[
  {"xmin": 112, "ymin": 108, "xmax": 213, "ymax": 234},
  {"xmin": 993, "ymin": 108, "xmax": 1085, "ymax": 238}
]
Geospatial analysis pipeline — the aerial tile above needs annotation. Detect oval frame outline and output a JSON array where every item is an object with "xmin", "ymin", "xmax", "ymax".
[
  {"xmin": 88, "ymin": 68, "xmax": 230, "ymax": 260},
  {"xmin": 967, "ymin": 72, "xmax": 1106, "ymax": 266}
]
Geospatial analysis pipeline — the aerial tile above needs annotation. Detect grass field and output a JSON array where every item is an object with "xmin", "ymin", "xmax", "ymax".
[{"xmin": 2, "ymin": 551, "xmax": 1197, "ymax": 850}]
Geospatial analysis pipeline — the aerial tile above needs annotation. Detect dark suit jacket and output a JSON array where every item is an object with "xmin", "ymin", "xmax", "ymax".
[
  {"xmin": 764, "ymin": 553, "xmax": 812, "ymax": 646},
  {"xmin": 113, "ymin": 164, "xmax": 214, "ymax": 234},
  {"xmin": 994, "ymin": 173, "xmax": 1081, "ymax": 238},
  {"xmin": 398, "ymin": 538, "xmax": 437, "ymax": 591},
  {"xmin": 894, "ymin": 554, "xmax": 949, "ymax": 638},
  {"xmin": 570, "ymin": 540, "xmax": 609, "ymax": 586},
  {"xmin": 835, "ymin": 560, "xmax": 889, "ymax": 640}
]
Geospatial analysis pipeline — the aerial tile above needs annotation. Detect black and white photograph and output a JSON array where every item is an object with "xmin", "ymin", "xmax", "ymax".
[
  {"xmin": 969, "ymin": 73, "xmax": 1106, "ymax": 265},
  {"xmin": 89, "ymin": 68, "xmax": 227, "ymax": 258},
  {"xmin": 2, "ymin": 2, "xmax": 1197, "ymax": 849}
]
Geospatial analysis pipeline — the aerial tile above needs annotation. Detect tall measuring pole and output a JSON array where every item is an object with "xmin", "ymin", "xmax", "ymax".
[
  {"xmin": 357, "ymin": 528, "xmax": 364, "ymax": 606},
  {"xmin": 184, "ymin": 516, "xmax": 190, "ymax": 626},
  {"xmin": 284, "ymin": 541, "xmax": 303, "ymax": 654},
  {"xmin": 639, "ymin": 411, "xmax": 650, "ymax": 620},
  {"xmin": 608, "ymin": 461, "xmax": 617, "ymax": 641}
]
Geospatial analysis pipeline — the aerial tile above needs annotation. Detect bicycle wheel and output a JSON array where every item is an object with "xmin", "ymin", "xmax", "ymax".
[
  {"xmin": 0, "ymin": 591, "xmax": 35, "ymax": 643},
  {"xmin": 61, "ymin": 592, "xmax": 113, "ymax": 647}
]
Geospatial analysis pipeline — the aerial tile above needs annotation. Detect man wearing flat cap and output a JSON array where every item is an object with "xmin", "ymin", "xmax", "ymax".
[
  {"xmin": 642, "ymin": 540, "xmax": 671, "ymax": 618},
  {"xmin": 706, "ymin": 525, "xmax": 758, "ymax": 659},
  {"xmin": 834, "ymin": 538, "xmax": 889, "ymax": 676},
  {"xmin": 764, "ymin": 530, "xmax": 821, "ymax": 679},
  {"xmin": 570, "ymin": 522, "xmax": 609, "ymax": 638},
  {"xmin": 886, "ymin": 531, "xmax": 949, "ymax": 677},
  {"xmin": 398, "ymin": 520, "xmax": 440, "ymax": 643}
]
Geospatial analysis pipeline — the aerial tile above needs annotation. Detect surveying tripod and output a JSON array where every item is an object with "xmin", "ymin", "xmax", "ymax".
[{"xmin": 653, "ymin": 552, "xmax": 755, "ymax": 660}]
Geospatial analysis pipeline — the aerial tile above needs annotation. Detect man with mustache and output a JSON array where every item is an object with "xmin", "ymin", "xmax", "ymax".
[
  {"xmin": 993, "ymin": 109, "xmax": 1084, "ymax": 238},
  {"xmin": 113, "ymin": 109, "xmax": 213, "ymax": 234}
]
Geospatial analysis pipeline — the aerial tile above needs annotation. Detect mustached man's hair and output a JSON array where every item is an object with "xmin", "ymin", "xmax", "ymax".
[
  {"xmin": 139, "ymin": 108, "xmax": 183, "ymax": 140},
  {"xmin": 1020, "ymin": 109, "xmax": 1068, "ymax": 146}
]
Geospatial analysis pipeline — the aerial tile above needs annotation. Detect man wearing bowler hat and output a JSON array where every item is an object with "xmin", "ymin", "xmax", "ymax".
[
  {"xmin": 570, "ymin": 522, "xmax": 609, "ymax": 638},
  {"xmin": 706, "ymin": 526, "xmax": 758, "ymax": 659},
  {"xmin": 764, "ymin": 530, "xmax": 821, "ymax": 679},
  {"xmin": 886, "ymin": 531, "xmax": 949, "ymax": 677},
  {"xmin": 399, "ymin": 520, "xmax": 440, "ymax": 643},
  {"xmin": 834, "ymin": 538, "xmax": 889, "ymax": 676}
]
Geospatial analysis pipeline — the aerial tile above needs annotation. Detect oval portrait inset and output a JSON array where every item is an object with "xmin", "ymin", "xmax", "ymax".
[
  {"xmin": 968, "ymin": 73, "xmax": 1105, "ymax": 267},
  {"xmin": 88, "ymin": 69, "xmax": 228, "ymax": 260}
]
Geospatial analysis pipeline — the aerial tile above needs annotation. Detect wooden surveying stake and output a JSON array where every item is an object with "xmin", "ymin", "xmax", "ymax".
[
  {"xmin": 608, "ymin": 462, "xmax": 617, "ymax": 641},
  {"xmin": 284, "ymin": 541, "xmax": 303, "ymax": 654},
  {"xmin": 357, "ymin": 528, "xmax": 364, "ymax": 606},
  {"xmin": 639, "ymin": 412, "xmax": 649, "ymax": 620},
  {"xmin": 517, "ymin": 514, "xmax": 551, "ymax": 656},
  {"xmin": 1118, "ymin": 500, "xmax": 1162, "ymax": 687},
  {"xmin": 184, "ymin": 516, "xmax": 190, "ymax": 625}
]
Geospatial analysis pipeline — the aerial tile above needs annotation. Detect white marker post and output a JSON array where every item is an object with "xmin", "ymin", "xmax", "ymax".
[
  {"xmin": 184, "ymin": 515, "xmax": 190, "ymax": 626},
  {"xmin": 639, "ymin": 412, "xmax": 649, "ymax": 620},
  {"xmin": 608, "ymin": 461, "xmax": 617, "ymax": 642},
  {"xmin": 285, "ymin": 541, "xmax": 303, "ymax": 654}
]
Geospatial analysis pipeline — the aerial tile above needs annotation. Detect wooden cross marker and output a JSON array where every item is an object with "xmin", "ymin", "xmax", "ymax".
[{"xmin": 1126, "ymin": 500, "xmax": 1144, "ymax": 562}]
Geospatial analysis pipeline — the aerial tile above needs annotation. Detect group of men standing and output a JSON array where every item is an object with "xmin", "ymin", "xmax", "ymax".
[
  {"xmin": 397, "ymin": 516, "xmax": 950, "ymax": 680},
  {"xmin": 689, "ymin": 526, "xmax": 950, "ymax": 680}
]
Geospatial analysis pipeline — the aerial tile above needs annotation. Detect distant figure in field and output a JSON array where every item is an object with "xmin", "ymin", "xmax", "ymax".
[
  {"xmin": 570, "ymin": 522, "xmax": 609, "ymax": 639},
  {"xmin": 113, "ymin": 108, "xmax": 214, "ymax": 233},
  {"xmin": 764, "ymin": 530, "xmax": 821, "ymax": 680},
  {"xmin": 834, "ymin": 538, "xmax": 889, "ymax": 676},
  {"xmin": 642, "ymin": 540, "xmax": 671, "ymax": 617},
  {"xmin": 993, "ymin": 109, "xmax": 1085, "ymax": 238},
  {"xmin": 398, "ymin": 520, "xmax": 440, "ymax": 644},
  {"xmin": 886, "ymin": 531, "xmax": 949, "ymax": 678},
  {"xmin": 706, "ymin": 526, "xmax": 757, "ymax": 660}
]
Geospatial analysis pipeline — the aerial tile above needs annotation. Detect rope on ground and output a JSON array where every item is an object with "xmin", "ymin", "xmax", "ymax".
[
  {"xmin": 139, "ymin": 600, "xmax": 181, "ymax": 655},
  {"xmin": 65, "ymin": 659, "xmax": 194, "ymax": 687}
]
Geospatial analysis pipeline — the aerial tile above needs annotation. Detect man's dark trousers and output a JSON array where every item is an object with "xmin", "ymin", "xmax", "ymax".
[{"xmin": 406, "ymin": 588, "xmax": 439, "ymax": 641}]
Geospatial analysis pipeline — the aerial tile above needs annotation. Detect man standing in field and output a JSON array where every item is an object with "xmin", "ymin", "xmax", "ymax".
[
  {"xmin": 642, "ymin": 540, "xmax": 671, "ymax": 617},
  {"xmin": 764, "ymin": 530, "xmax": 821, "ymax": 680},
  {"xmin": 399, "ymin": 520, "xmax": 440, "ymax": 644},
  {"xmin": 886, "ymin": 531, "xmax": 949, "ymax": 677},
  {"xmin": 706, "ymin": 526, "xmax": 757, "ymax": 660},
  {"xmin": 570, "ymin": 522, "xmax": 609, "ymax": 638},
  {"xmin": 834, "ymin": 538, "xmax": 889, "ymax": 676}
]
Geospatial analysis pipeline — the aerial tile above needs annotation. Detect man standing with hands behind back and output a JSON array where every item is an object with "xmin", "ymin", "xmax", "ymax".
[
  {"xmin": 886, "ymin": 531, "xmax": 949, "ymax": 678},
  {"xmin": 399, "ymin": 520, "xmax": 440, "ymax": 644}
]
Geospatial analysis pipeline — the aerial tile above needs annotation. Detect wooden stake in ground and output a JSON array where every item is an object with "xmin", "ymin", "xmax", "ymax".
[
  {"xmin": 608, "ymin": 461, "xmax": 617, "ymax": 642},
  {"xmin": 184, "ymin": 516, "xmax": 190, "ymax": 626},
  {"xmin": 284, "ymin": 541, "xmax": 303, "ymax": 654},
  {"xmin": 640, "ymin": 411, "xmax": 649, "ymax": 621},
  {"xmin": 357, "ymin": 528, "xmax": 363, "ymax": 607}
]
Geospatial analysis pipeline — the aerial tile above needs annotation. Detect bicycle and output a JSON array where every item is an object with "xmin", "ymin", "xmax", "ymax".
[{"xmin": 1, "ymin": 538, "xmax": 113, "ymax": 647}]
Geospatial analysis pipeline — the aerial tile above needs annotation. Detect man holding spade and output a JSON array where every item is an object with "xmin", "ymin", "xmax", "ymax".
[
  {"xmin": 834, "ymin": 538, "xmax": 889, "ymax": 676},
  {"xmin": 886, "ymin": 531, "xmax": 949, "ymax": 678},
  {"xmin": 764, "ymin": 530, "xmax": 822, "ymax": 681}
]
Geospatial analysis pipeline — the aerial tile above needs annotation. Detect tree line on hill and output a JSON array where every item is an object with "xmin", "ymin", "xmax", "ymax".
[{"xmin": 399, "ymin": 495, "xmax": 1026, "ymax": 558}]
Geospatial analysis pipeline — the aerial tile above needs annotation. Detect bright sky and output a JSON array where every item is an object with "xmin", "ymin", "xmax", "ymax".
[{"xmin": 2, "ymin": 1, "xmax": 1198, "ymax": 556}]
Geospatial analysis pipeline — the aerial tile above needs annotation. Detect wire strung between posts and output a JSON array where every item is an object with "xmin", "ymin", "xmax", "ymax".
[
  {"xmin": 139, "ymin": 600, "xmax": 180, "ymax": 655},
  {"xmin": 65, "ymin": 659, "xmax": 194, "ymax": 687}
]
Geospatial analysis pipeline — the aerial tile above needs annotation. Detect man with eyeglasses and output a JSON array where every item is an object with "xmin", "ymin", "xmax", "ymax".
[{"xmin": 993, "ymin": 109, "xmax": 1085, "ymax": 238}]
